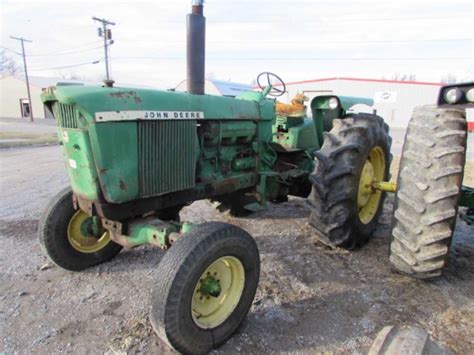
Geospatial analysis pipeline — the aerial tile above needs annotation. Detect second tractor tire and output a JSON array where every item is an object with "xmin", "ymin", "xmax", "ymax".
[{"xmin": 389, "ymin": 105, "xmax": 467, "ymax": 278}]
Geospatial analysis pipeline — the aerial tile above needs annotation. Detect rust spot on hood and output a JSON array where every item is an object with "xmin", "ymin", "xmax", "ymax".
[
  {"xmin": 119, "ymin": 180, "xmax": 127, "ymax": 191},
  {"xmin": 109, "ymin": 91, "xmax": 142, "ymax": 104}
]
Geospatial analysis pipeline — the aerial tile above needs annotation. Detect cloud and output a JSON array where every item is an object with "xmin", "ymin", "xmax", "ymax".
[{"xmin": 2, "ymin": 0, "xmax": 472, "ymax": 86}]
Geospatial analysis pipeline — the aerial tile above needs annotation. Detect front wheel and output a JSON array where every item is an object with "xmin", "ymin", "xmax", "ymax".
[
  {"xmin": 38, "ymin": 187, "xmax": 122, "ymax": 271},
  {"xmin": 150, "ymin": 222, "xmax": 260, "ymax": 354}
]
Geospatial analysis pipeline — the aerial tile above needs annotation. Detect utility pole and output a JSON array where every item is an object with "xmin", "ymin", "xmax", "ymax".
[
  {"xmin": 92, "ymin": 17, "xmax": 115, "ymax": 80},
  {"xmin": 10, "ymin": 36, "xmax": 34, "ymax": 122}
]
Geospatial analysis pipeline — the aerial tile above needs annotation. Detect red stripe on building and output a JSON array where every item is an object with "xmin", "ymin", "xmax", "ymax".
[
  {"xmin": 468, "ymin": 121, "xmax": 474, "ymax": 132},
  {"xmin": 283, "ymin": 76, "xmax": 444, "ymax": 87}
]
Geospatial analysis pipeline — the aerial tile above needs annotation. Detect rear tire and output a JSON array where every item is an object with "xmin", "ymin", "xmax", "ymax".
[
  {"xmin": 150, "ymin": 222, "xmax": 260, "ymax": 354},
  {"xmin": 38, "ymin": 187, "xmax": 122, "ymax": 271},
  {"xmin": 308, "ymin": 114, "xmax": 392, "ymax": 249},
  {"xmin": 389, "ymin": 105, "xmax": 467, "ymax": 278}
]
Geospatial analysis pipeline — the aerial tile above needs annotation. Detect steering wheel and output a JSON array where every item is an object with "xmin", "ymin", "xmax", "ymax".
[{"xmin": 257, "ymin": 72, "xmax": 286, "ymax": 97}]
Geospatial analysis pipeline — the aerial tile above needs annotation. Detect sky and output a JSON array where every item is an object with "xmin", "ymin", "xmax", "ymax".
[{"xmin": 1, "ymin": 0, "xmax": 473, "ymax": 89}]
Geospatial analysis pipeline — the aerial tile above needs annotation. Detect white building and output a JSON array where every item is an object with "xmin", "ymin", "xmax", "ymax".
[
  {"xmin": 0, "ymin": 75, "xmax": 88, "ymax": 119},
  {"xmin": 280, "ymin": 77, "xmax": 473, "ymax": 130},
  {"xmin": 2, "ymin": 75, "xmax": 471, "ymax": 130},
  {"xmin": 0, "ymin": 76, "xmax": 164, "ymax": 119}
]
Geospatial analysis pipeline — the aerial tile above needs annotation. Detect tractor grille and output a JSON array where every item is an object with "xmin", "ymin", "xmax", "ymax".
[
  {"xmin": 53, "ymin": 103, "xmax": 79, "ymax": 129},
  {"xmin": 138, "ymin": 120, "xmax": 197, "ymax": 197}
]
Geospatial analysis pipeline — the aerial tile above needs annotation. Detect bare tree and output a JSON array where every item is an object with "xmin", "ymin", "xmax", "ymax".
[
  {"xmin": 440, "ymin": 74, "xmax": 457, "ymax": 84},
  {"xmin": 55, "ymin": 70, "xmax": 87, "ymax": 81},
  {"xmin": 0, "ymin": 49, "xmax": 20, "ymax": 78},
  {"xmin": 390, "ymin": 72, "xmax": 417, "ymax": 81}
]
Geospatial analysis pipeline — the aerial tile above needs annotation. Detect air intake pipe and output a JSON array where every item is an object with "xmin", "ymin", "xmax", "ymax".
[{"xmin": 187, "ymin": 0, "xmax": 206, "ymax": 95}]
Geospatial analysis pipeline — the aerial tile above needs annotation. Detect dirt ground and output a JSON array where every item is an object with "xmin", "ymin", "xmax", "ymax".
[{"xmin": 0, "ymin": 144, "xmax": 473, "ymax": 354}]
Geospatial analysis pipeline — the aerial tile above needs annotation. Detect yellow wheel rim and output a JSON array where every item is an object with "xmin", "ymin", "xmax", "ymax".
[
  {"xmin": 191, "ymin": 256, "xmax": 245, "ymax": 329},
  {"xmin": 357, "ymin": 146, "xmax": 386, "ymax": 225},
  {"xmin": 67, "ymin": 211, "xmax": 111, "ymax": 253}
]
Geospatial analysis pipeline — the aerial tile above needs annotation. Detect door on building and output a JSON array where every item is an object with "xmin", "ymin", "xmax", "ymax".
[{"xmin": 19, "ymin": 99, "xmax": 31, "ymax": 118}]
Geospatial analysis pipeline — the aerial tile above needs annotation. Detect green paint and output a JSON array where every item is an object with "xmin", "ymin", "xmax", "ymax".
[
  {"xmin": 45, "ymin": 85, "xmax": 263, "ymax": 121},
  {"xmin": 58, "ymin": 127, "xmax": 100, "ymax": 201},
  {"xmin": 127, "ymin": 220, "xmax": 179, "ymax": 248},
  {"xmin": 79, "ymin": 216, "xmax": 102, "ymax": 237},
  {"xmin": 338, "ymin": 95, "xmax": 374, "ymax": 110},
  {"xmin": 89, "ymin": 122, "xmax": 139, "ymax": 203},
  {"xmin": 272, "ymin": 117, "xmax": 320, "ymax": 151},
  {"xmin": 199, "ymin": 276, "xmax": 222, "ymax": 297},
  {"xmin": 125, "ymin": 220, "xmax": 197, "ymax": 248},
  {"xmin": 42, "ymin": 84, "xmax": 376, "ymax": 248}
]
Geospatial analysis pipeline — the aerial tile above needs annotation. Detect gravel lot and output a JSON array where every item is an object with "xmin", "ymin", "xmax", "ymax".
[{"xmin": 1, "ymin": 140, "xmax": 473, "ymax": 353}]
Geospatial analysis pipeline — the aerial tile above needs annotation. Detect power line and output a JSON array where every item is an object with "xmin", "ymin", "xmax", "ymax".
[
  {"xmin": 30, "ymin": 40, "xmax": 103, "ymax": 55},
  {"xmin": 112, "ymin": 56, "xmax": 472, "ymax": 61},
  {"xmin": 0, "ymin": 45, "xmax": 21, "ymax": 55},
  {"xmin": 26, "ymin": 45, "xmax": 103, "ymax": 57},
  {"xmin": 141, "ymin": 15, "xmax": 470, "ymax": 24},
  {"xmin": 10, "ymin": 36, "xmax": 34, "ymax": 122},
  {"xmin": 203, "ymin": 38, "xmax": 474, "ymax": 44},
  {"xmin": 0, "ymin": 41, "xmax": 102, "ymax": 57},
  {"xmin": 28, "ymin": 59, "xmax": 101, "ymax": 72}
]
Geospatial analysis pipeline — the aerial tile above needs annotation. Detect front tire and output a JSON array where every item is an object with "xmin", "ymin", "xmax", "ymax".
[
  {"xmin": 38, "ymin": 187, "xmax": 122, "ymax": 271},
  {"xmin": 150, "ymin": 222, "xmax": 260, "ymax": 354},
  {"xmin": 308, "ymin": 114, "xmax": 392, "ymax": 249},
  {"xmin": 389, "ymin": 106, "xmax": 467, "ymax": 278}
]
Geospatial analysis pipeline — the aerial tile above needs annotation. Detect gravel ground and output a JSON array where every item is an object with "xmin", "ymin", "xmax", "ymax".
[{"xmin": 0, "ymin": 143, "xmax": 473, "ymax": 354}]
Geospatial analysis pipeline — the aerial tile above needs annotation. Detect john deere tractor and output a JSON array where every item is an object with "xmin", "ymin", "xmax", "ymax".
[
  {"xmin": 389, "ymin": 82, "xmax": 474, "ymax": 278},
  {"xmin": 39, "ymin": 2, "xmax": 394, "ymax": 353}
]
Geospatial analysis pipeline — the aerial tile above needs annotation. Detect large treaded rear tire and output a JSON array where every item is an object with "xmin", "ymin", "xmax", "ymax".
[
  {"xmin": 389, "ymin": 105, "xmax": 467, "ymax": 279},
  {"xmin": 308, "ymin": 114, "xmax": 392, "ymax": 249}
]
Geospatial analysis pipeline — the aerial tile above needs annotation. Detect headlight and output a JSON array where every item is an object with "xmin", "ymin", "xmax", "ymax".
[
  {"xmin": 444, "ymin": 88, "xmax": 463, "ymax": 104},
  {"xmin": 467, "ymin": 88, "xmax": 474, "ymax": 103},
  {"xmin": 328, "ymin": 97, "xmax": 339, "ymax": 109}
]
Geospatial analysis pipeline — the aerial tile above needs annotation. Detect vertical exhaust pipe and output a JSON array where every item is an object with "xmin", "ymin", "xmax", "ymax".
[{"xmin": 187, "ymin": 0, "xmax": 206, "ymax": 95}]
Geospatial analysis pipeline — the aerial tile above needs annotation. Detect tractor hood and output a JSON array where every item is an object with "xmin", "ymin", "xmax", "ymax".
[{"xmin": 42, "ymin": 85, "xmax": 271, "ymax": 122}]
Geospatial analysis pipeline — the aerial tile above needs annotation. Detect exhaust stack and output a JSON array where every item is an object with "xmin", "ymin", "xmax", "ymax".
[{"xmin": 187, "ymin": 0, "xmax": 206, "ymax": 95}]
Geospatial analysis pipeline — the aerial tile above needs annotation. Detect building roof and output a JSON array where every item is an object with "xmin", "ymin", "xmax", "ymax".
[
  {"xmin": 7, "ymin": 75, "xmax": 158, "ymax": 90},
  {"xmin": 6, "ymin": 75, "xmax": 95, "ymax": 88},
  {"xmin": 175, "ymin": 78, "xmax": 252, "ymax": 96},
  {"xmin": 210, "ymin": 79, "xmax": 252, "ymax": 96},
  {"xmin": 282, "ymin": 77, "xmax": 444, "ymax": 87}
]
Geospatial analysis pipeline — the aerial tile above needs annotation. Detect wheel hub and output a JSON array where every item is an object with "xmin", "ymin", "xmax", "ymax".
[
  {"xmin": 358, "ymin": 160, "xmax": 375, "ymax": 208},
  {"xmin": 199, "ymin": 275, "xmax": 222, "ymax": 298},
  {"xmin": 67, "ymin": 211, "xmax": 111, "ymax": 253},
  {"xmin": 357, "ymin": 147, "xmax": 386, "ymax": 225},
  {"xmin": 79, "ymin": 216, "xmax": 103, "ymax": 238},
  {"xmin": 191, "ymin": 256, "xmax": 245, "ymax": 329}
]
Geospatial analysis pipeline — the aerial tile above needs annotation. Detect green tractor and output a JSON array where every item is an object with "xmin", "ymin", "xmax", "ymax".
[
  {"xmin": 38, "ymin": 2, "xmax": 394, "ymax": 353},
  {"xmin": 389, "ymin": 82, "xmax": 474, "ymax": 278}
]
